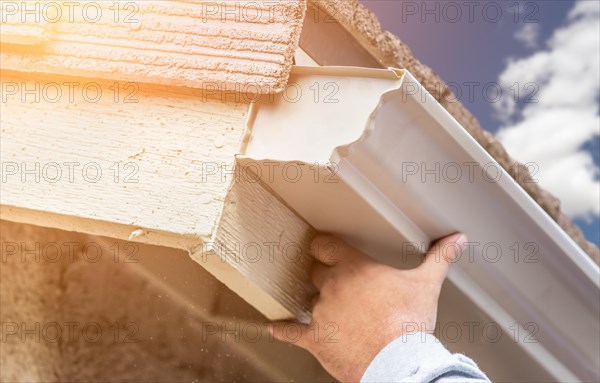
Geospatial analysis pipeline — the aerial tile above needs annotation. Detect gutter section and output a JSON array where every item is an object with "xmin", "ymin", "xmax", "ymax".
[
  {"xmin": 242, "ymin": 66, "xmax": 417, "ymax": 265},
  {"xmin": 241, "ymin": 66, "xmax": 600, "ymax": 382}
]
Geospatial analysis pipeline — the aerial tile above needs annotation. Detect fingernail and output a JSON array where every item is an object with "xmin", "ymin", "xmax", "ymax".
[{"xmin": 453, "ymin": 234, "xmax": 468, "ymax": 257}]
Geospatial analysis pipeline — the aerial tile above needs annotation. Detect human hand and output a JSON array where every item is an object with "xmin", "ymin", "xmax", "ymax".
[{"xmin": 269, "ymin": 233, "xmax": 467, "ymax": 382}]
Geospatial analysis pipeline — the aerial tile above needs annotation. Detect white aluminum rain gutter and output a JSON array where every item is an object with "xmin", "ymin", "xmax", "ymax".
[{"xmin": 240, "ymin": 66, "xmax": 600, "ymax": 382}]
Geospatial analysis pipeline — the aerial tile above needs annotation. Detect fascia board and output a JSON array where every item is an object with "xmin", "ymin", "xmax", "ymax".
[
  {"xmin": 242, "ymin": 65, "xmax": 600, "ymax": 381},
  {"xmin": 0, "ymin": 1, "xmax": 306, "ymax": 93}
]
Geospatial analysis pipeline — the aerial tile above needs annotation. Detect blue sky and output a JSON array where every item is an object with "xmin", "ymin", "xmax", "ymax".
[{"xmin": 365, "ymin": 0, "xmax": 600, "ymax": 247}]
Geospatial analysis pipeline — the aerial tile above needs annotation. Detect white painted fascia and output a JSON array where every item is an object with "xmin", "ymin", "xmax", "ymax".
[{"xmin": 241, "ymin": 66, "xmax": 600, "ymax": 382}]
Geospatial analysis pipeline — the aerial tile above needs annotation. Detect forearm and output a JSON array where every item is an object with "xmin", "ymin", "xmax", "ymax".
[{"xmin": 361, "ymin": 333, "xmax": 490, "ymax": 383}]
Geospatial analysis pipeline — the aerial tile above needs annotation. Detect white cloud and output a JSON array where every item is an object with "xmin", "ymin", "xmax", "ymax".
[
  {"xmin": 495, "ymin": 1, "xmax": 600, "ymax": 220},
  {"xmin": 514, "ymin": 23, "xmax": 540, "ymax": 49}
]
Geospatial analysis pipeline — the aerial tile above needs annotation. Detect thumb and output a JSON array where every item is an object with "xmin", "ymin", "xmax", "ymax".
[
  {"xmin": 268, "ymin": 321, "xmax": 313, "ymax": 350},
  {"xmin": 419, "ymin": 233, "xmax": 467, "ymax": 283}
]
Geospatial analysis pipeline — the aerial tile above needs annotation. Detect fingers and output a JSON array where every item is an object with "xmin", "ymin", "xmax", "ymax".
[
  {"xmin": 419, "ymin": 233, "xmax": 467, "ymax": 284},
  {"xmin": 310, "ymin": 235, "xmax": 361, "ymax": 266},
  {"xmin": 268, "ymin": 321, "xmax": 312, "ymax": 350}
]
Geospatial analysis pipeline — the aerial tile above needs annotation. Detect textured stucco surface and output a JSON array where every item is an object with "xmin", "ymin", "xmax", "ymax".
[
  {"xmin": 0, "ymin": 221, "xmax": 267, "ymax": 382},
  {"xmin": 0, "ymin": 220, "xmax": 335, "ymax": 382}
]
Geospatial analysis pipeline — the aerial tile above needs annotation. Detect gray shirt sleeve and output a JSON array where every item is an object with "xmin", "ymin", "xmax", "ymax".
[{"xmin": 360, "ymin": 333, "xmax": 491, "ymax": 383}]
